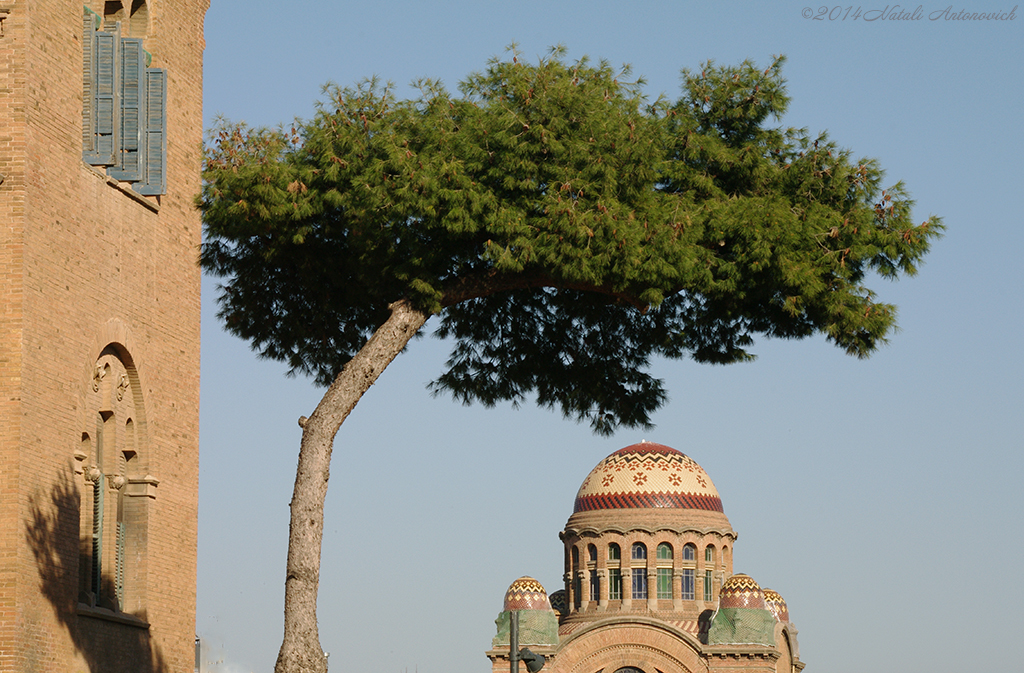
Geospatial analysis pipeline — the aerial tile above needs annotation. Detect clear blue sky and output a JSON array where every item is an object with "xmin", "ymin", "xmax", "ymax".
[{"xmin": 197, "ymin": 2, "xmax": 1023, "ymax": 672}]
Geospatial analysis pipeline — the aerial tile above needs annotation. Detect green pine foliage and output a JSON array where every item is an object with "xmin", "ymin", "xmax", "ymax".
[{"xmin": 200, "ymin": 48, "xmax": 942, "ymax": 434}]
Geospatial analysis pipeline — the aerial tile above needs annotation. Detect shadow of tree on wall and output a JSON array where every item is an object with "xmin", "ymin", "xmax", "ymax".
[{"xmin": 25, "ymin": 468, "xmax": 170, "ymax": 673}]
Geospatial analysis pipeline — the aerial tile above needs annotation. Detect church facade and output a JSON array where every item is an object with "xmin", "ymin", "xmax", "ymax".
[
  {"xmin": 0, "ymin": 2, "xmax": 206, "ymax": 671},
  {"xmin": 487, "ymin": 442, "xmax": 804, "ymax": 673}
]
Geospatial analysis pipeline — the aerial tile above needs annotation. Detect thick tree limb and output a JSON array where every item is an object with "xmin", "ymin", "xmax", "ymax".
[{"xmin": 275, "ymin": 299, "xmax": 428, "ymax": 673}]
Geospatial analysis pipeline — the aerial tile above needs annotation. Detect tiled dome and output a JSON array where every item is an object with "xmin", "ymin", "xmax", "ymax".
[
  {"xmin": 573, "ymin": 441, "xmax": 723, "ymax": 513},
  {"xmin": 504, "ymin": 577, "xmax": 552, "ymax": 611},
  {"xmin": 718, "ymin": 574, "xmax": 766, "ymax": 609},
  {"xmin": 763, "ymin": 589, "xmax": 790, "ymax": 622},
  {"xmin": 548, "ymin": 589, "xmax": 568, "ymax": 617}
]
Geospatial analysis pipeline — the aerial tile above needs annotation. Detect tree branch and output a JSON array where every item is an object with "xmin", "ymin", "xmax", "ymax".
[{"xmin": 440, "ymin": 270, "xmax": 649, "ymax": 310}]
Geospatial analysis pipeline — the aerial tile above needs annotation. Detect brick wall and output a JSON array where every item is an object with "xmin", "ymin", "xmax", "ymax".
[{"xmin": 0, "ymin": 1, "xmax": 208, "ymax": 671}]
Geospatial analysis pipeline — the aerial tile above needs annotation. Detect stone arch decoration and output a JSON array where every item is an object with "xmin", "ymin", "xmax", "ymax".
[
  {"xmin": 74, "ymin": 340, "xmax": 157, "ymax": 617},
  {"xmin": 558, "ymin": 619, "xmax": 706, "ymax": 673}
]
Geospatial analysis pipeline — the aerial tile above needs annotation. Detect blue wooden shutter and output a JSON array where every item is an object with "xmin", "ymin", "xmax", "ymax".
[
  {"xmin": 82, "ymin": 8, "xmax": 101, "ymax": 157},
  {"xmin": 136, "ymin": 68, "xmax": 166, "ymax": 195},
  {"xmin": 84, "ymin": 24, "xmax": 121, "ymax": 166},
  {"xmin": 108, "ymin": 37, "xmax": 146, "ymax": 181}
]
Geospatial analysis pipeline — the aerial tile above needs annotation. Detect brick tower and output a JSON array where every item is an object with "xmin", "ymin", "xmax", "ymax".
[{"xmin": 0, "ymin": 2, "xmax": 207, "ymax": 671}]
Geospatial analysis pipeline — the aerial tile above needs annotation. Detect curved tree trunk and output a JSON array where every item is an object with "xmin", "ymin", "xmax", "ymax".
[{"xmin": 275, "ymin": 299, "xmax": 428, "ymax": 673}]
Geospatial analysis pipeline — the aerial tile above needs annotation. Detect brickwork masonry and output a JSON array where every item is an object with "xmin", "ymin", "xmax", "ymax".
[{"xmin": 0, "ymin": 2, "xmax": 208, "ymax": 672}]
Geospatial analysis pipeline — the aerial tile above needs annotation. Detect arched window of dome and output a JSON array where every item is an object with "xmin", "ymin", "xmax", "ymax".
[
  {"xmin": 608, "ymin": 568, "xmax": 622, "ymax": 600},
  {"xmin": 631, "ymin": 542, "xmax": 647, "ymax": 561},
  {"xmin": 680, "ymin": 542, "xmax": 696, "ymax": 600},
  {"xmin": 588, "ymin": 544, "xmax": 597, "ymax": 563},
  {"xmin": 655, "ymin": 543, "xmax": 673, "ymax": 599},
  {"xmin": 680, "ymin": 567, "xmax": 695, "ymax": 600},
  {"xmin": 608, "ymin": 543, "xmax": 621, "ymax": 561},
  {"xmin": 631, "ymin": 566, "xmax": 648, "ymax": 599},
  {"xmin": 705, "ymin": 545, "xmax": 715, "ymax": 566},
  {"xmin": 571, "ymin": 546, "xmax": 579, "ymax": 569}
]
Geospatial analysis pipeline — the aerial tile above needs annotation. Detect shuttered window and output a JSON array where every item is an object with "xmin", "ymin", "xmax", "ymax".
[{"xmin": 82, "ymin": 8, "xmax": 167, "ymax": 195}]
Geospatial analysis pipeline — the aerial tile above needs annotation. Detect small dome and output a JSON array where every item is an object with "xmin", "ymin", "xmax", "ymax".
[
  {"xmin": 762, "ymin": 588, "xmax": 790, "ymax": 622},
  {"xmin": 718, "ymin": 574, "xmax": 766, "ymax": 609},
  {"xmin": 504, "ymin": 577, "xmax": 551, "ymax": 611},
  {"xmin": 573, "ymin": 441, "xmax": 723, "ymax": 513},
  {"xmin": 548, "ymin": 589, "xmax": 568, "ymax": 617}
]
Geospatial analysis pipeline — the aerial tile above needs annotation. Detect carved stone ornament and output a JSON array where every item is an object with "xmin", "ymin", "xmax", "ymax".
[
  {"xmin": 109, "ymin": 474, "xmax": 126, "ymax": 490},
  {"xmin": 116, "ymin": 374, "xmax": 129, "ymax": 401},
  {"xmin": 84, "ymin": 465, "xmax": 102, "ymax": 483},
  {"xmin": 92, "ymin": 365, "xmax": 105, "ymax": 392}
]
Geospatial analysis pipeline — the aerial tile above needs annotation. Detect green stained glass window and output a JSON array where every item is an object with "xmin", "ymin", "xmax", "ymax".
[
  {"xmin": 609, "ymin": 569, "xmax": 622, "ymax": 600},
  {"xmin": 657, "ymin": 568, "xmax": 672, "ymax": 599}
]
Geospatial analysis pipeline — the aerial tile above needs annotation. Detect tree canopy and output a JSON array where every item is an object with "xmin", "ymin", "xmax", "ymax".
[
  {"xmin": 201, "ymin": 49, "xmax": 940, "ymax": 434},
  {"xmin": 198, "ymin": 48, "xmax": 941, "ymax": 673}
]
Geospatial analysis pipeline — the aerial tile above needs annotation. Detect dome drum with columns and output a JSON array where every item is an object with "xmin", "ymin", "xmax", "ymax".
[{"xmin": 486, "ymin": 441, "xmax": 804, "ymax": 673}]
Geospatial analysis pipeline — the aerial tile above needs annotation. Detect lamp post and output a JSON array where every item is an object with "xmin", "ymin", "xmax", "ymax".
[{"xmin": 510, "ymin": 611, "xmax": 545, "ymax": 673}]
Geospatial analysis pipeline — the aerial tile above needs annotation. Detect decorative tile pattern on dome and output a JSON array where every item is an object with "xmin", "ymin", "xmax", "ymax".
[
  {"xmin": 548, "ymin": 589, "xmax": 568, "ymax": 617},
  {"xmin": 504, "ymin": 576, "xmax": 552, "ymax": 611},
  {"xmin": 762, "ymin": 589, "xmax": 789, "ymax": 622},
  {"xmin": 574, "ymin": 492, "xmax": 723, "ymax": 512},
  {"xmin": 573, "ymin": 442, "xmax": 723, "ymax": 513},
  {"xmin": 718, "ymin": 574, "xmax": 766, "ymax": 609}
]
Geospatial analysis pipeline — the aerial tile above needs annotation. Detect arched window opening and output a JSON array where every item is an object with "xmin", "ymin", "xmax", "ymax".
[
  {"xmin": 631, "ymin": 542, "xmax": 647, "ymax": 561},
  {"xmin": 656, "ymin": 543, "xmax": 673, "ymax": 560},
  {"xmin": 705, "ymin": 545, "xmax": 715, "ymax": 566},
  {"xmin": 681, "ymin": 568, "xmax": 695, "ymax": 600},
  {"xmin": 681, "ymin": 542, "xmax": 697, "ymax": 600},
  {"xmin": 656, "ymin": 567, "xmax": 672, "ymax": 599},
  {"xmin": 631, "ymin": 567, "xmax": 647, "ymax": 600},
  {"xmin": 608, "ymin": 568, "xmax": 622, "ymax": 600},
  {"xmin": 129, "ymin": 0, "xmax": 148, "ymax": 37},
  {"xmin": 607, "ymin": 542, "xmax": 622, "ymax": 600},
  {"xmin": 571, "ymin": 546, "xmax": 580, "ymax": 569},
  {"xmin": 77, "ymin": 347, "xmax": 151, "ymax": 617},
  {"xmin": 103, "ymin": 1, "xmax": 125, "ymax": 22},
  {"xmin": 588, "ymin": 544, "xmax": 597, "ymax": 563}
]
